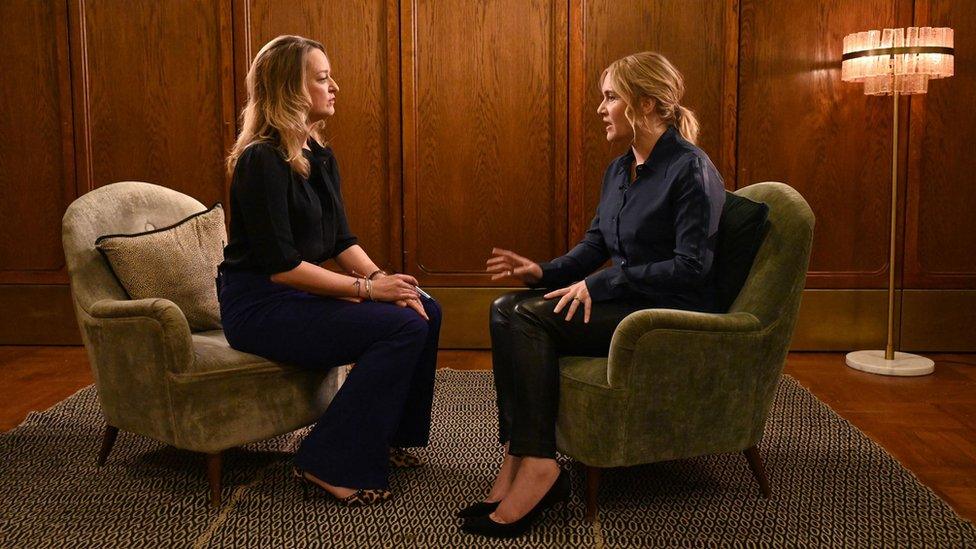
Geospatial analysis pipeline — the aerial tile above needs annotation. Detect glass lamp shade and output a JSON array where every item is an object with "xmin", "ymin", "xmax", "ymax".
[{"xmin": 842, "ymin": 27, "xmax": 954, "ymax": 95}]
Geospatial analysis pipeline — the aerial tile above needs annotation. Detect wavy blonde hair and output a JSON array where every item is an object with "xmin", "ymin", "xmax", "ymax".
[
  {"xmin": 227, "ymin": 35, "xmax": 328, "ymax": 178},
  {"xmin": 603, "ymin": 51, "xmax": 700, "ymax": 145}
]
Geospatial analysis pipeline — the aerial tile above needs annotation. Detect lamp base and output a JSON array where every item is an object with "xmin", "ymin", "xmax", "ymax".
[{"xmin": 845, "ymin": 350, "xmax": 935, "ymax": 376}]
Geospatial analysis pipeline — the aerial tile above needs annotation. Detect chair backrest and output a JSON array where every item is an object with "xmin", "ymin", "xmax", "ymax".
[
  {"xmin": 62, "ymin": 182, "xmax": 206, "ymax": 314},
  {"xmin": 728, "ymin": 182, "xmax": 815, "ymax": 330}
]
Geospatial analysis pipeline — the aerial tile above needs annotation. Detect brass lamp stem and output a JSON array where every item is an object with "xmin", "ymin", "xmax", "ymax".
[{"xmin": 885, "ymin": 88, "xmax": 898, "ymax": 361}]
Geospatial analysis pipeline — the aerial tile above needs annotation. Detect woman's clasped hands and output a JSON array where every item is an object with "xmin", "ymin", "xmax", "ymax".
[{"xmin": 352, "ymin": 272, "xmax": 429, "ymax": 321}]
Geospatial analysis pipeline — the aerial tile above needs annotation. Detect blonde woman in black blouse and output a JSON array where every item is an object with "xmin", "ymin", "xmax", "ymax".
[{"xmin": 219, "ymin": 35, "xmax": 441, "ymax": 507}]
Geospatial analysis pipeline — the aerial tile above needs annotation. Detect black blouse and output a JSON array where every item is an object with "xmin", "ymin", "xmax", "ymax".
[
  {"xmin": 536, "ymin": 126, "xmax": 726, "ymax": 311},
  {"xmin": 221, "ymin": 139, "xmax": 357, "ymax": 275}
]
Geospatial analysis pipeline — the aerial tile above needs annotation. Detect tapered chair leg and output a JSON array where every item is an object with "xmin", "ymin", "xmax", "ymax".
[
  {"xmin": 97, "ymin": 425, "xmax": 119, "ymax": 467},
  {"xmin": 206, "ymin": 452, "xmax": 222, "ymax": 507},
  {"xmin": 585, "ymin": 466, "xmax": 601, "ymax": 522},
  {"xmin": 743, "ymin": 446, "xmax": 771, "ymax": 497}
]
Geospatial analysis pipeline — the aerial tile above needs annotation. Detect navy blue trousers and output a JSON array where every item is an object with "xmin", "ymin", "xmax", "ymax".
[{"xmin": 217, "ymin": 269, "xmax": 440, "ymax": 489}]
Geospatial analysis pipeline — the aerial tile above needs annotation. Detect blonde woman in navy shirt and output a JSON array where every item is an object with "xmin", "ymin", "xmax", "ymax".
[
  {"xmin": 464, "ymin": 52, "xmax": 726, "ymax": 537},
  {"xmin": 219, "ymin": 35, "xmax": 441, "ymax": 507}
]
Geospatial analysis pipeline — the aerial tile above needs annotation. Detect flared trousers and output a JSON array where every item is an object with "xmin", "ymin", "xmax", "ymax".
[{"xmin": 218, "ymin": 269, "xmax": 441, "ymax": 489}]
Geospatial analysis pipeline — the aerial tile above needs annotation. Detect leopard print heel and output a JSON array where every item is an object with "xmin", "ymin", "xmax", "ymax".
[
  {"xmin": 389, "ymin": 447, "xmax": 422, "ymax": 468},
  {"xmin": 293, "ymin": 467, "xmax": 392, "ymax": 507},
  {"xmin": 338, "ymin": 489, "xmax": 393, "ymax": 507}
]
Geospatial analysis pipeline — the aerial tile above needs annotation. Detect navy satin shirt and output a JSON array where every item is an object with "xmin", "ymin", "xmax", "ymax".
[
  {"xmin": 537, "ymin": 126, "xmax": 725, "ymax": 311},
  {"xmin": 221, "ymin": 138, "xmax": 358, "ymax": 275}
]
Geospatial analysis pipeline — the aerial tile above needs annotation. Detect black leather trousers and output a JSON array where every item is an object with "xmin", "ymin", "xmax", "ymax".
[{"xmin": 490, "ymin": 290, "xmax": 658, "ymax": 458}]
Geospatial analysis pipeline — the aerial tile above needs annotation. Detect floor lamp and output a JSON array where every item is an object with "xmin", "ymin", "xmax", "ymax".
[{"xmin": 841, "ymin": 26, "xmax": 955, "ymax": 376}]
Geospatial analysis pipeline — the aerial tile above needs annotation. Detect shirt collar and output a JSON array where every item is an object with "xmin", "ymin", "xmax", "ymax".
[
  {"xmin": 305, "ymin": 137, "xmax": 331, "ymax": 159},
  {"xmin": 614, "ymin": 125, "xmax": 680, "ymax": 176}
]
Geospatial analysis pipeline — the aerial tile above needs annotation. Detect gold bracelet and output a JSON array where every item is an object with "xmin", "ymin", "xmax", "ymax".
[
  {"xmin": 367, "ymin": 269, "xmax": 387, "ymax": 280},
  {"xmin": 365, "ymin": 277, "xmax": 373, "ymax": 301}
]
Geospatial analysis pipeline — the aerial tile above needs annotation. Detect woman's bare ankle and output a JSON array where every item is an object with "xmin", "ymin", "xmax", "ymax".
[
  {"xmin": 486, "ymin": 470, "xmax": 513, "ymax": 501},
  {"xmin": 303, "ymin": 471, "xmax": 356, "ymax": 499},
  {"xmin": 486, "ymin": 484, "xmax": 507, "ymax": 503},
  {"xmin": 492, "ymin": 458, "xmax": 560, "ymax": 523},
  {"xmin": 486, "ymin": 452, "xmax": 522, "ymax": 502},
  {"xmin": 518, "ymin": 456, "xmax": 559, "ymax": 477}
]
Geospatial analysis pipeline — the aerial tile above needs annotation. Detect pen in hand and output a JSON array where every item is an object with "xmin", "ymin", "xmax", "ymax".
[{"xmin": 351, "ymin": 270, "xmax": 433, "ymax": 300}]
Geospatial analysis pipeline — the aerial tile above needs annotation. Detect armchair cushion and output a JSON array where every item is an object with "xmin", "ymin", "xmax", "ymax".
[
  {"xmin": 95, "ymin": 204, "xmax": 226, "ymax": 331},
  {"xmin": 713, "ymin": 193, "xmax": 769, "ymax": 312}
]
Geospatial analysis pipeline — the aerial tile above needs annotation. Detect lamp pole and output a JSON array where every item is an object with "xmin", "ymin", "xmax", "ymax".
[{"xmin": 886, "ymin": 86, "xmax": 898, "ymax": 361}]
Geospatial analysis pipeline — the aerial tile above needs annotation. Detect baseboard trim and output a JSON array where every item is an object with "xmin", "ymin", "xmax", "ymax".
[
  {"xmin": 431, "ymin": 288, "xmax": 976, "ymax": 352},
  {"xmin": 2, "ymin": 286, "xmax": 973, "ymax": 351},
  {"xmin": 901, "ymin": 290, "xmax": 976, "ymax": 352}
]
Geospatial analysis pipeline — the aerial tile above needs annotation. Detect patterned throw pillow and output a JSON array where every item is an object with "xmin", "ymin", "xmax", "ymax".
[{"xmin": 95, "ymin": 204, "xmax": 226, "ymax": 331}]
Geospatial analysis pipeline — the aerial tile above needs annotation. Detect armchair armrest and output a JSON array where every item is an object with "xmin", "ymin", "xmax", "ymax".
[
  {"xmin": 88, "ymin": 298, "xmax": 194, "ymax": 374},
  {"xmin": 607, "ymin": 309, "xmax": 762, "ymax": 389},
  {"xmin": 80, "ymin": 298, "xmax": 195, "ymax": 442}
]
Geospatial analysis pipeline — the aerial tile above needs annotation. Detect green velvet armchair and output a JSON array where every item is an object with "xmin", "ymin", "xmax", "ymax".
[
  {"xmin": 555, "ymin": 182, "xmax": 815, "ymax": 520},
  {"xmin": 62, "ymin": 181, "xmax": 343, "ymax": 507}
]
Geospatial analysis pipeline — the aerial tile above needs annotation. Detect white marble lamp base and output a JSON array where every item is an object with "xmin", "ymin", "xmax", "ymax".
[{"xmin": 845, "ymin": 350, "xmax": 935, "ymax": 377}]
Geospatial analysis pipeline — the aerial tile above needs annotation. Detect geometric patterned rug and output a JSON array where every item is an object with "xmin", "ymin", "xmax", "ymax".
[{"xmin": 1, "ymin": 370, "xmax": 973, "ymax": 548}]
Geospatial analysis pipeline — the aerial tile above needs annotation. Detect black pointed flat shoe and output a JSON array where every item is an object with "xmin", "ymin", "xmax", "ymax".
[
  {"xmin": 455, "ymin": 500, "xmax": 501, "ymax": 518},
  {"xmin": 457, "ymin": 467, "xmax": 570, "ymax": 518},
  {"xmin": 461, "ymin": 508, "xmax": 540, "ymax": 538},
  {"xmin": 460, "ymin": 468, "xmax": 570, "ymax": 538}
]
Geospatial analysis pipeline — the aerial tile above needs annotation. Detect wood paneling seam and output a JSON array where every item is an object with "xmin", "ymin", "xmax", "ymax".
[{"xmin": 77, "ymin": 0, "xmax": 93, "ymax": 193}]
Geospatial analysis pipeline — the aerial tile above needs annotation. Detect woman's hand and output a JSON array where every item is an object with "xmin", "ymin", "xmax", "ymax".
[
  {"xmin": 394, "ymin": 298, "xmax": 430, "ymax": 321},
  {"xmin": 368, "ymin": 273, "xmax": 420, "ymax": 302},
  {"xmin": 544, "ymin": 280, "xmax": 593, "ymax": 323},
  {"xmin": 486, "ymin": 248, "xmax": 543, "ymax": 284},
  {"xmin": 354, "ymin": 271, "xmax": 429, "ymax": 320}
]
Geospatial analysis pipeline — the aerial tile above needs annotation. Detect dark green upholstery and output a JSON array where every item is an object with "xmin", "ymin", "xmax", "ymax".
[
  {"xmin": 556, "ymin": 182, "xmax": 815, "ymax": 471},
  {"xmin": 62, "ymin": 182, "xmax": 342, "ymax": 456}
]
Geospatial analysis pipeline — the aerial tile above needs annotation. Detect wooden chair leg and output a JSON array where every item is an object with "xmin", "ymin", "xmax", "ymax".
[
  {"xmin": 585, "ymin": 465, "xmax": 601, "ymax": 522},
  {"xmin": 206, "ymin": 452, "xmax": 222, "ymax": 507},
  {"xmin": 96, "ymin": 425, "xmax": 119, "ymax": 467},
  {"xmin": 743, "ymin": 445, "xmax": 771, "ymax": 498}
]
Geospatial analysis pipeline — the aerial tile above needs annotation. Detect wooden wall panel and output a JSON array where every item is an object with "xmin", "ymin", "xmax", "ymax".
[
  {"xmin": 69, "ymin": 0, "xmax": 235, "ymax": 207},
  {"xmin": 0, "ymin": 0, "xmax": 74, "ymax": 284},
  {"xmin": 236, "ymin": 0, "xmax": 402, "ymax": 273},
  {"xmin": 904, "ymin": 0, "xmax": 976, "ymax": 289},
  {"xmin": 0, "ymin": 286, "xmax": 79, "ymax": 345},
  {"xmin": 402, "ymin": 0, "xmax": 568, "ymax": 285},
  {"xmin": 2, "ymin": 1, "xmax": 975, "ymax": 348},
  {"xmin": 570, "ymin": 0, "xmax": 738, "ymax": 242},
  {"xmin": 738, "ymin": 0, "xmax": 912, "ymax": 289}
]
